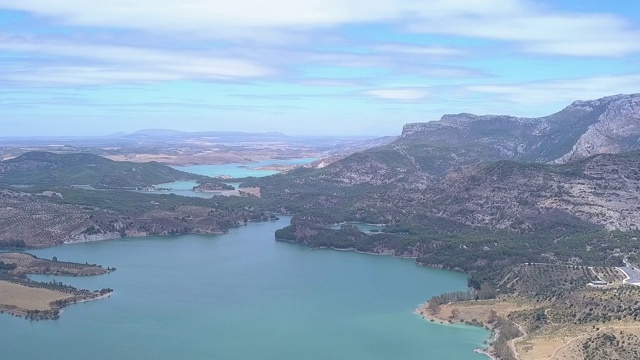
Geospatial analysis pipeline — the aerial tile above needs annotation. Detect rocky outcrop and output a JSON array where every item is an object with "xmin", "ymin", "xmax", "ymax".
[
  {"xmin": 425, "ymin": 152, "xmax": 640, "ymax": 231},
  {"xmin": 554, "ymin": 94, "xmax": 640, "ymax": 163},
  {"xmin": 299, "ymin": 93, "xmax": 640, "ymax": 188},
  {"xmin": 401, "ymin": 93, "xmax": 640, "ymax": 165},
  {"xmin": 252, "ymin": 94, "xmax": 640, "ymax": 232}
]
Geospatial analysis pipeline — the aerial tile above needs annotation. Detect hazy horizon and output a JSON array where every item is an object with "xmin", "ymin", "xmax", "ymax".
[
  {"xmin": 2, "ymin": 1, "xmax": 640, "ymax": 137},
  {"xmin": 0, "ymin": 127, "xmax": 395, "ymax": 139}
]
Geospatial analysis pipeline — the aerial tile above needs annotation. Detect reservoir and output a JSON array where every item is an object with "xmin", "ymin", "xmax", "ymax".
[
  {"xmin": 142, "ymin": 158, "xmax": 317, "ymax": 198},
  {"xmin": 0, "ymin": 217, "xmax": 489, "ymax": 359},
  {"xmin": 173, "ymin": 157, "xmax": 318, "ymax": 178}
]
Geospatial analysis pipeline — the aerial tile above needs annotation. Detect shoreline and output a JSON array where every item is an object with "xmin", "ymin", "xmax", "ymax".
[
  {"xmin": 279, "ymin": 239, "xmax": 493, "ymax": 357},
  {"xmin": 275, "ymin": 238, "xmax": 418, "ymax": 259},
  {"xmin": 325, "ymin": 246, "xmax": 417, "ymax": 259},
  {"xmin": 7, "ymin": 214, "xmax": 275, "ymax": 250},
  {"xmin": 277, "ymin": 237, "xmax": 495, "ymax": 357},
  {"xmin": 0, "ymin": 289, "xmax": 114, "ymax": 320},
  {"xmin": 75, "ymin": 291, "xmax": 114, "ymax": 305},
  {"xmin": 416, "ymin": 304, "xmax": 498, "ymax": 360},
  {"xmin": 318, "ymin": 241, "xmax": 496, "ymax": 358},
  {"xmin": 329, "ymin": 221, "xmax": 387, "ymax": 227},
  {"xmin": 55, "ymin": 229, "xmax": 224, "ymax": 247}
]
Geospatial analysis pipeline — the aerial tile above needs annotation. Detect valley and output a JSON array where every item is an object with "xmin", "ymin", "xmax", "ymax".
[
  {"xmin": 2, "ymin": 93, "xmax": 640, "ymax": 359},
  {"xmin": 5, "ymin": 2, "xmax": 640, "ymax": 359}
]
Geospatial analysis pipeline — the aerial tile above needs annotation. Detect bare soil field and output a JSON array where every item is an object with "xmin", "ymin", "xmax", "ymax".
[
  {"xmin": 0, "ymin": 280, "xmax": 72, "ymax": 311},
  {"xmin": 418, "ymin": 297, "xmax": 534, "ymax": 325}
]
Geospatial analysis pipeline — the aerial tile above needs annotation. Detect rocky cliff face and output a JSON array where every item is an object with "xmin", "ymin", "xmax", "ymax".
[
  {"xmin": 252, "ymin": 94, "xmax": 640, "ymax": 232},
  {"xmin": 304, "ymin": 93, "xmax": 623, "ymax": 186},
  {"xmin": 554, "ymin": 94, "xmax": 640, "ymax": 162},
  {"xmin": 425, "ymin": 152, "xmax": 640, "ymax": 231},
  {"xmin": 400, "ymin": 93, "xmax": 640, "ymax": 165}
]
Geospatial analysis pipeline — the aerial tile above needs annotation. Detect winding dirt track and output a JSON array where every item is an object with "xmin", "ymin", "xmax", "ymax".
[{"xmin": 508, "ymin": 320, "xmax": 526, "ymax": 360}]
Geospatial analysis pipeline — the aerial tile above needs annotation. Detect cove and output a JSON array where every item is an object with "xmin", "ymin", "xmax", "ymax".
[{"xmin": 0, "ymin": 217, "xmax": 489, "ymax": 360}]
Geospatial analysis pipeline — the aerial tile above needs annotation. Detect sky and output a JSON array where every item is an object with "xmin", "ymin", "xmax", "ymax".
[{"xmin": 1, "ymin": 1, "xmax": 640, "ymax": 137}]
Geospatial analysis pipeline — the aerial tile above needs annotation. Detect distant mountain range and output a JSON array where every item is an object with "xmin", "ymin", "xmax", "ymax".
[
  {"xmin": 122, "ymin": 129, "xmax": 396, "ymax": 153},
  {"xmin": 310, "ymin": 93, "xmax": 640, "ymax": 183},
  {"xmin": 0, "ymin": 128, "xmax": 396, "ymax": 165},
  {"xmin": 124, "ymin": 129, "xmax": 289, "ymax": 141},
  {"xmin": 0, "ymin": 128, "xmax": 388, "ymax": 145}
]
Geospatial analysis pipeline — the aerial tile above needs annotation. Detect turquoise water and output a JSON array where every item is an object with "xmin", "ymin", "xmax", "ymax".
[
  {"xmin": 174, "ymin": 158, "xmax": 317, "ymax": 178},
  {"xmin": 0, "ymin": 217, "xmax": 489, "ymax": 360},
  {"xmin": 142, "ymin": 180, "xmax": 220, "ymax": 198},
  {"xmin": 138, "ymin": 158, "xmax": 317, "ymax": 198},
  {"xmin": 328, "ymin": 222, "xmax": 387, "ymax": 233},
  {"xmin": 138, "ymin": 158, "xmax": 316, "ymax": 198}
]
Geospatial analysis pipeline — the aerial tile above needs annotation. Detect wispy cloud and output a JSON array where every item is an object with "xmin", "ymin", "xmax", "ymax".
[
  {"xmin": 2, "ymin": 0, "xmax": 639, "ymax": 57},
  {"xmin": 301, "ymin": 79, "xmax": 364, "ymax": 87},
  {"xmin": 0, "ymin": 36, "xmax": 271, "ymax": 85},
  {"xmin": 409, "ymin": 13, "xmax": 640, "ymax": 57},
  {"xmin": 0, "ymin": 1, "xmax": 639, "ymax": 136},
  {"xmin": 465, "ymin": 74, "xmax": 640, "ymax": 105},
  {"xmin": 365, "ymin": 88, "xmax": 430, "ymax": 101},
  {"xmin": 374, "ymin": 44, "xmax": 466, "ymax": 57}
]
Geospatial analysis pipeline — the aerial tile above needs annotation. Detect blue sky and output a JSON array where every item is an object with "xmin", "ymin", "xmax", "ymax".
[{"xmin": 1, "ymin": 0, "xmax": 639, "ymax": 137}]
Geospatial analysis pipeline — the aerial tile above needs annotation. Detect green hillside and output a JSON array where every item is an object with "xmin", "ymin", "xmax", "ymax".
[{"xmin": 0, "ymin": 151, "xmax": 211, "ymax": 188}]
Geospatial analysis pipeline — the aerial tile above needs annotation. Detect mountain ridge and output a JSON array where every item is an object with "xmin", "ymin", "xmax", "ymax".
[
  {"xmin": 249, "ymin": 93, "xmax": 640, "ymax": 232},
  {"xmin": 400, "ymin": 93, "xmax": 640, "ymax": 164}
]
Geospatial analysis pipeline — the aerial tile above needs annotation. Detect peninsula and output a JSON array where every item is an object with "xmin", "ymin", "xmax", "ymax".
[{"xmin": 0, "ymin": 252, "xmax": 114, "ymax": 320}]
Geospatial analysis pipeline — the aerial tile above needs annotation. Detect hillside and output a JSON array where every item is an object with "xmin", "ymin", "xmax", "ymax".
[
  {"xmin": 0, "ymin": 151, "xmax": 213, "ymax": 188},
  {"xmin": 428, "ymin": 152, "xmax": 640, "ymax": 230},
  {"xmin": 254, "ymin": 150, "xmax": 640, "ymax": 235},
  {"xmin": 400, "ymin": 93, "xmax": 640, "ymax": 165},
  {"xmin": 263, "ymin": 94, "xmax": 640, "ymax": 188},
  {"xmin": 270, "ymin": 151, "xmax": 640, "ymax": 294},
  {"xmin": 248, "ymin": 94, "xmax": 640, "ymax": 230},
  {"xmin": 0, "ymin": 186, "xmax": 269, "ymax": 248}
]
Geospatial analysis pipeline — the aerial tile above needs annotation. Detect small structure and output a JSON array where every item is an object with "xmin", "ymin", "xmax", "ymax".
[{"xmin": 588, "ymin": 280, "xmax": 608, "ymax": 288}]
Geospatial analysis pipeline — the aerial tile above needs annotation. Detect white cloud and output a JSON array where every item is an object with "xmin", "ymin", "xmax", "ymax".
[
  {"xmin": 465, "ymin": 75, "xmax": 640, "ymax": 105},
  {"xmin": 0, "ymin": 0, "xmax": 513, "ymax": 29},
  {"xmin": 1, "ymin": 0, "xmax": 639, "ymax": 56},
  {"xmin": 5, "ymin": 67, "xmax": 183, "ymax": 85},
  {"xmin": 302, "ymin": 79, "xmax": 363, "ymax": 87},
  {"xmin": 0, "ymin": 36, "xmax": 271, "ymax": 84},
  {"xmin": 365, "ymin": 88, "xmax": 429, "ymax": 101},
  {"xmin": 410, "ymin": 13, "xmax": 640, "ymax": 57},
  {"xmin": 374, "ymin": 44, "xmax": 466, "ymax": 57}
]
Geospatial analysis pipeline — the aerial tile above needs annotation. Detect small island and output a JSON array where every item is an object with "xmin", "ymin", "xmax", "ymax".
[{"xmin": 192, "ymin": 182, "xmax": 234, "ymax": 192}]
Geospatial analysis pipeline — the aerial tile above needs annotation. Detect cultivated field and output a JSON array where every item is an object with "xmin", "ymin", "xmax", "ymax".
[{"xmin": 0, "ymin": 280, "xmax": 72, "ymax": 311}]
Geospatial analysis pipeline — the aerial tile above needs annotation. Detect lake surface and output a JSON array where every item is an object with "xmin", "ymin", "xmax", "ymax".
[
  {"xmin": 328, "ymin": 222, "xmax": 387, "ymax": 233},
  {"xmin": 140, "ymin": 158, "xmax": 317, "ymax": 198},
  {"xmin": 141, "ymin": 180, "xmax": 219, "ymax": 199},
  {"xmin": 0, "ymin": 217, "xmax": 489, "ymax": 360},
  {"xmin": 174, "ymin": 157, "xmax": 317, "ymax": 178}
]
